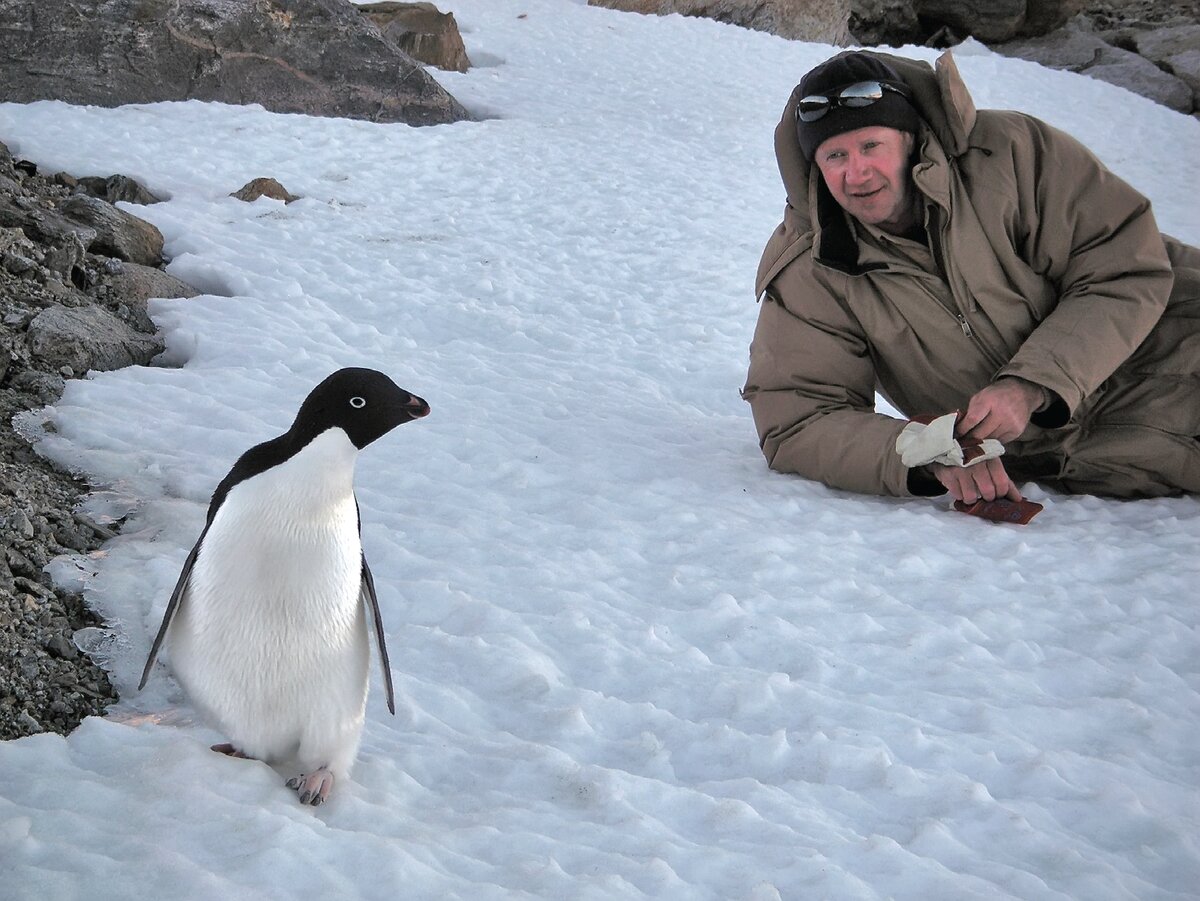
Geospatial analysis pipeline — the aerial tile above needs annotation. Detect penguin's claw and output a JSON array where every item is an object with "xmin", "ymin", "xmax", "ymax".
[{"xmin": 286, "ymin": 767, "xmax": 334, "ymax": 806}]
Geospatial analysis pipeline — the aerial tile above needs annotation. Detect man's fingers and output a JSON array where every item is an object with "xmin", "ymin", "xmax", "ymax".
[
  {"xmin": 960, "ymin": 380, "xmax": 1038, "ymax": 442},
  {"xmin": 971, "ymin": 465, "xmax": 998, "ymax": 502},
  {"xmin": 956, "ymin": 403, "xmax": 985, "ymax": 437},
  {"xmin": 973, "ymin": 459, "xmax": 1022, "ymax": 503},
  {"xmin": 989, "ymin": 458, "xmax": 1023, "ymax": 502},
  {"xmin": 930, "ymin": 460, "xmax": 1023, "ymax": 505}
]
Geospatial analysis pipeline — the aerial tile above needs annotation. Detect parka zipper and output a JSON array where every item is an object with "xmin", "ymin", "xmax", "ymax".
[
  {"xmin": 928, "ymin": 212, "xmax": 979, "ymax": 341},
  {"xmin": 932, "ymin": 216, "xmax": 1008, "ymax": 369}
]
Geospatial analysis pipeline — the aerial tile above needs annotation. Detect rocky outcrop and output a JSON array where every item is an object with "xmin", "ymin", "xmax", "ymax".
[
  {"xmin": 851, "ymin": 0, "xmax": 1112, "ymax": 45},
  {"xmin": 74, "ymin": 175, "xmax": 164, "ymax": 208},
  {"xmin": 1104, "ymin": 22, "xmax": 1200, "ymax": 107},
  {"xmin": 850, "ymin": 0, "xmax": 924, "ymax": 46},
  {"xmin": 916, "ymin": 0, "xmax": 1026, "ymax": 42},
  {"xmin": 613, "ymin": 0, "xmax": 1198, "ymax": 115},
  {"xmin": 590, "ymin": 0, "xmax": 1197, "ymax": 114},
  {"xmin": 59, "ymin": 196, "xmax": 165, "ymax": 269},
  {"xmin": 359, "ymin": 1, "xmax": 472, "ymax": 72},
  {"xmin": 0, "ymin": 138, "xmax": 202, "ymax": 740},
  {"xmin": 26, "ymin": 306, "xmax": 164, "ymax": 375},
  {"xmin": 0, "ymin": 0, "xmax": 470, "ymax": 126},
  {"xmin": 594, "ymin": 0, "xmax": 1087, "ymax": 46},
  {"xmin": 589, "ymin": 0, "xmax": 853, "ymax": 45},
  {"xmin": 992, "ymin": 16, "xmax": 1199, "ymax": 115}
]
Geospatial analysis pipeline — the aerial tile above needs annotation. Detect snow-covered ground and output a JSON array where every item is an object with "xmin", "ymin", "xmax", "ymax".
[{"xmin": 1, "ymin": 2, "xmax": 1198, "ymax": 898}]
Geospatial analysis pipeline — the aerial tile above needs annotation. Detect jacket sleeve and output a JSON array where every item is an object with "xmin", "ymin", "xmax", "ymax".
[
  {"xmin": 991, "ymin": 115, "xmax": 1174, "ymax": 419},
  {"xmin": 742, "ymin": 262, "xmax": 942, "ymax": 497}
]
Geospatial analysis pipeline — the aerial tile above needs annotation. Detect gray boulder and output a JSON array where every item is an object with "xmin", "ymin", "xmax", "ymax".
[
  {"xmin": 0, "ymin": 196, "xmax": 97, "ymax": 260},
  {"xmin": 93, "ymin": 261, "xmax": 199, "ymax": 333},
  {"xmin": 1163, "ymin": 48, "xmax": 1200, "ymax": 99},
  {"xmin": 41, "ymin": 230, "xmax": 89, "ymax": 283},
  {"xmin": 1127, "ymin": 24, "xmax": 1200, "ymax": 62},
  {"xmin": 75, "ymin": 175, "xmax": 163, "ymax": 206},
  {"xmin": 1127, "ymin": 24, "xmax": 1200, "ymax": 108},
  {"xmin": 1084, "ymin": 46, "xmax": 1195, "ymax": 112},
  {"xmin": 60, "ymin": 195, "xmax": 165, "ymax": 267},
  {"xmin": 26, "ymin": 304, "xmax": 165, "ymax": 374},
  {"xmin": 994, "ymin": 20, "xmax": 1195, "ymax": 113},
  {"xmin": 994, "ymin": 24, "xmax": 1111, "ymax": 69},
  {"xmin": 0, "ymin": 0, "xmax": 470, "ymax": 126}
]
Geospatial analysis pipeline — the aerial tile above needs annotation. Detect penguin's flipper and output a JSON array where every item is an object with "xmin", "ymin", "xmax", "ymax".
[
  {"xmin": 138, "ymin": 538, "xmax": 202, "ymax": 691},
  {"xmin": 360, "ymin": 555, "xmax": 396, "ymax": 715}
]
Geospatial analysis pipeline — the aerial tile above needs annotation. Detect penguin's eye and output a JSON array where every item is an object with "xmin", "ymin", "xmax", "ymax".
[{"xmin": 349, "ymin": 396, "xmax": 367, "ymax": 409}]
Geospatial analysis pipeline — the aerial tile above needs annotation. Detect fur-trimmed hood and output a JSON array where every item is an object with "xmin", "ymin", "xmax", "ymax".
[{"xmin": 755, "ymin": 50, "xmax": 978, "ymax": 296}]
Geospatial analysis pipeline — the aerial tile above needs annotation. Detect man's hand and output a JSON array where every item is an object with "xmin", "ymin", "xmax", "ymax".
[
  {"xmin": 957, "ymin": 378, "xmax": 1045, "ymax": 443},
  {"xmin": 928, "ymin": 457, "xmax": 1022, "ymax": 504}
]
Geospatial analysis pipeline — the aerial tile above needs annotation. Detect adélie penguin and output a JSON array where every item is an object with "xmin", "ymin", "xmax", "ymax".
[{"xmin": 139, "ymin": 367, "xmax": 430, "ymax": 805}]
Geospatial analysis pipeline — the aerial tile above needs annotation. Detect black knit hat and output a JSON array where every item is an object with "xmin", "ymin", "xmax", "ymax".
[{"xmin": 795, "ymin": 52, "xmax": 921, "ymax": 161}]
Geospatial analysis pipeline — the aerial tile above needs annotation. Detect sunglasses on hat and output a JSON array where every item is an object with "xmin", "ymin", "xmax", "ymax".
[{"xmin": 796, "ymin": 81, "xmax": 909, "ymax": 123}]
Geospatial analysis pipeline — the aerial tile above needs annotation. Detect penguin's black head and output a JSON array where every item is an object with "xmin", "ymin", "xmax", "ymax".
[{"xmin": 293, "ymin": 367, "xmax": 430, "ymax": 450}]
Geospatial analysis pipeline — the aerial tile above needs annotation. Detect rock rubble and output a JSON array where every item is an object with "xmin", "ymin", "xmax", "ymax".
[{"xmin": 0, "ymin": 140, "xmax": 197, "ymax": 740}]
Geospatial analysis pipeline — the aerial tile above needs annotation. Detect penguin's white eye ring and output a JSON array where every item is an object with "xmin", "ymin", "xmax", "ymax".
[{"xmin": 349, "ymin": 396, "xmax": 367, "ymax": 409}]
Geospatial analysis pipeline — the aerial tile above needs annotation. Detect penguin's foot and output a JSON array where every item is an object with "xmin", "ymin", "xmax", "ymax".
[
  {"xmin": 211, "ymin": 743, "xmax": 252, "ymax": 759},
  {"xmin": 286, "ymin": 767, "xmax": 334, "ymax": 806}
]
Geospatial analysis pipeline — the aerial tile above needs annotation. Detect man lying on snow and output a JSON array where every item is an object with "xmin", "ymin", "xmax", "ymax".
[{"xmin": 742, "ymin": 50, "xmax": 1200, "ymax": 504}]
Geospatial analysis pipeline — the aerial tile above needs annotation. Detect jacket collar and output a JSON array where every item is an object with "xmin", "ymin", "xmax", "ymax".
[{"xmin": 811, "ymin": 175, "xmax": 866, "ymax": 273}]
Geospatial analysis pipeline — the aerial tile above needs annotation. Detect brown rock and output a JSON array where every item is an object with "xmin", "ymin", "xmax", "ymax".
[
  {"xmin": 1021, "ymin": 0, "xmax": 1086, "ymax": 36},
  {"xmin": 589, "ymin": 0, "xmax": 852, "ymax": 45},
  {"xmin": 850, "ymin": 0, "xmax": 923, "ymax": 46},
  {"xmin": 915, "ymin": 0, "xmax": 1025, "ymax": 43},
  {"xmin": 231, "ymin": 177, "xmax": 300, "ymax": 204},
  {"xmin": 359, "ymin": 1, "xmax": 471, "ymax": 72}
]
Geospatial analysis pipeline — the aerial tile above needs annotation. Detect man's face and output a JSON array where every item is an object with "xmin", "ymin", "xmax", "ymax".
[{"xmin": 813, "ymin": 126, "xmax": 916, "ymax": 234}]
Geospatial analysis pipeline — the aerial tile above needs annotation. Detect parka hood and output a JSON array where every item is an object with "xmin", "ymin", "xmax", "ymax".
[{"xmin": 755, "ymin": 50, "xmax": 978, "ymax": 296}]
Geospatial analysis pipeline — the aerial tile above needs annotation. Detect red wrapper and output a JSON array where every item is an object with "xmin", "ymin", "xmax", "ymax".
[{"xmin": 953, "ymin": 498, "xmax": 1044, "ymax": 525}]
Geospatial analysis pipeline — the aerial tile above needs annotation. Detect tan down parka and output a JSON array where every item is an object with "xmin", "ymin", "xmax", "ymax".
[{"xmin": 742, "ymin": 50, "xmax": 1200, "ymax": 498}]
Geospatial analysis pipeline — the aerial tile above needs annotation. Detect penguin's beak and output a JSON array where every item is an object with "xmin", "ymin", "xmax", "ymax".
[{"xmin": 406, "ymin": 395, "xmax": 431, "ymax": 419}]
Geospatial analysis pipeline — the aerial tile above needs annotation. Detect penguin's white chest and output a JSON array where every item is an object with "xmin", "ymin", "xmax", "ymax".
[{"xmin": 167, "ymin": 429, "xmax": 371, "ymax": 768}]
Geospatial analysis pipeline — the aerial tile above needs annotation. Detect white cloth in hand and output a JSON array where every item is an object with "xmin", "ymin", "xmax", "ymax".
[{"xmin": 895, "ymin": 412, "xmax": 1005, "ymax": 468}]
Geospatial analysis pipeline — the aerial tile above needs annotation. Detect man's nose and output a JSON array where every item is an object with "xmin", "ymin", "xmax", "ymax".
[{"xmin": 846, "ymin": 153, "xmax": 872, "ymax": 183}]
